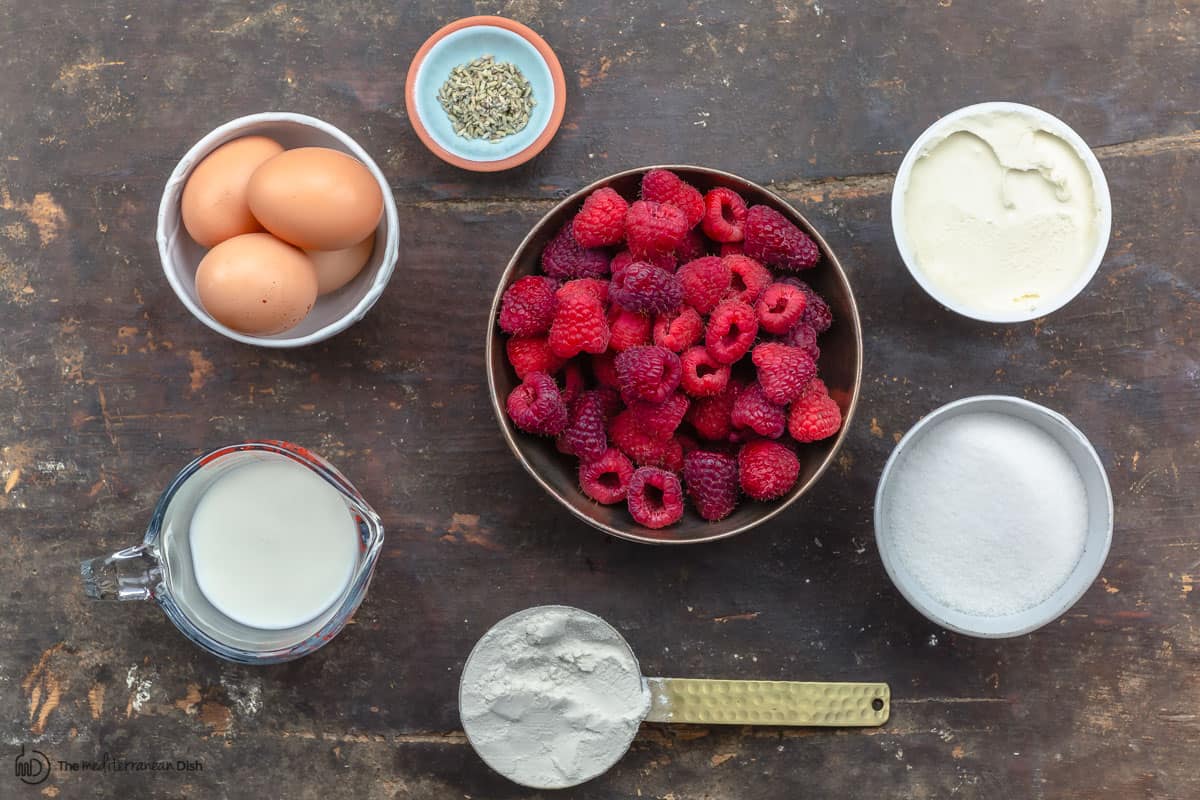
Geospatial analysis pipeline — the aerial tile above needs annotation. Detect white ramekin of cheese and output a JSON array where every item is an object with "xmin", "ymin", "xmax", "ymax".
[{"xmin": 891, "ymin": 102, "xmax": 1111, "ymax": 323}]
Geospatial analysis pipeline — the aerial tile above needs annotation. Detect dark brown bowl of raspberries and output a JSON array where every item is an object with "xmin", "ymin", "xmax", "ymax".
[{"xmin": 486, "ymin": 166, "xmax": 862, "ymax": 544}]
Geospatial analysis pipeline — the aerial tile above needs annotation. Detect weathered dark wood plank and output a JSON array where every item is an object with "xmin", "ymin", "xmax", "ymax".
[
  {"xmin": 2, "ymin": 2, "xmax": 1199, "ymax": 799},
  {"xmin": 2, "ymin": 1, "xmax": 1199, "ymax": 203}
]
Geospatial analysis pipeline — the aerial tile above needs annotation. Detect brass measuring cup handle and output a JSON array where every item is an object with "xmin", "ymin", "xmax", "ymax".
[{"xmin": 643, "ymin": 678, "xmax": 890, "ymax": 727}]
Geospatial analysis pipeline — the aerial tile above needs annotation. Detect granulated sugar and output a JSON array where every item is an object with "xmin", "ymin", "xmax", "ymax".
[
  {"xmin": 459, "ymin": 606, "xmax": 650, "ymax": 789},
  {"xmin": 882, "ymin": 411, "xmax": 1088, "ymax": 617}
]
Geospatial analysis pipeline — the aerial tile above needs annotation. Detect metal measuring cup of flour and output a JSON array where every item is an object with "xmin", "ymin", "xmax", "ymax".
[
  {"xmin": 80, "ymin": 441, "xmax": 384, "ymax": 664},
  {"xmin": 459, "ymin": 605, "xmax": 890, "ymax": 790}
]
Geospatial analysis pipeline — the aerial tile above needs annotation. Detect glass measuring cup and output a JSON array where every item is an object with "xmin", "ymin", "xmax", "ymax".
[{"xmin": 80, "ymin": 441, "xmax": 384, "ymax": 664}]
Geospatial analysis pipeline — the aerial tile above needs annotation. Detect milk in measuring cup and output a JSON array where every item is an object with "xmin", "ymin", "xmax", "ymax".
[{"xmin": 187, "ymin": 457, "xmax": 360, "ymax": 630}]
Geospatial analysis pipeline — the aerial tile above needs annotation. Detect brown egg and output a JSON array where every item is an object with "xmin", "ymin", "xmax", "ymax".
[
  {"xmin": 181, "ymin": 136, "xmax": 284, "ymax": 247},
  {"xmin": 306, "ymin": 234, "xmax": 375, "ymax": 295},
  {"xmin": 195, "ymin": 233, "xmax": 319, "ymax": 336},
  {"xmin": 246, "ymin": 147, "xmax": 384, "ymax": 251}
]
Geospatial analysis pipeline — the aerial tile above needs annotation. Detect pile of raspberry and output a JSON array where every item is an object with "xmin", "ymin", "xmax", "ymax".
[{"xmin": 499, "ymin": 169, "xmax": 842, "ymax": 530}]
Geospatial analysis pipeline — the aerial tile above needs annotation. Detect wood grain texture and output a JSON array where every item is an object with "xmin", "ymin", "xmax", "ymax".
[{"xmin": 1, "ymin": 1, "xmax": 1198, "ymax": 798}]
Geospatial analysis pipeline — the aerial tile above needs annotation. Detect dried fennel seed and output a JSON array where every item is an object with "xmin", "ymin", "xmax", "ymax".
[{"xmin": 437, "ymin": 55, "xmax": 536, "ymax": 142}]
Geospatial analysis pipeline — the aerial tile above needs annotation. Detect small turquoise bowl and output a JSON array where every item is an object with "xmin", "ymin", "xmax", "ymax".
[{"xmin": 405, "ymin": 16, "xmax": 566, "ymax": 172}]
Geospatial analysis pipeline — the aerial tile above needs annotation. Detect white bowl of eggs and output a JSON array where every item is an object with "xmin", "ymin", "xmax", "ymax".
[{"xmin": 158, "ymin": 112, "xmax": 400, "ymax": 347}]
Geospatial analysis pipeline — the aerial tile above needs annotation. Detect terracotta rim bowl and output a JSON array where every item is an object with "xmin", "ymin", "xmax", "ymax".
[
  {"xmin": 405, "ymin": 16, "xmax": 566, "ymax": 172},
  {"xmin": 486, "ymin": 166, "xmax": 863, "ymax": 544}
]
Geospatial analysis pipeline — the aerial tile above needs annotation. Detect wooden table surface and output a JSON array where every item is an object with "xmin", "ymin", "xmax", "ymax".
[{"xmin": 2, "ymin": 2, "xmax": 1198, "ymax": 798}]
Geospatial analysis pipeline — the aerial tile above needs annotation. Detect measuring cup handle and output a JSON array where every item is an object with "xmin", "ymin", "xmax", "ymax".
[
  {"xmin": 80, "ymin": 544, "xmax": 161, "ymax": 601},
  {"xmin": 642, "ymin": 677, "xmax": 890, "ymax": 726}
]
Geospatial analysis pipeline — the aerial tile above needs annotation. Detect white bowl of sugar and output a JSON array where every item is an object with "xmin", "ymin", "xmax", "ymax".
[{"xmin": 874, "ymin": 395, "xmax": 1113, "ymax": 638}]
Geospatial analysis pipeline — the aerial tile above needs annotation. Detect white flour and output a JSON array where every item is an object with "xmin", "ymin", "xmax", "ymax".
[
  {"xmin": 459, "ymin": 606, "xmax": 650, "ymax": 789},
  {"xmin": 882, "ymin": 411, "xmax": 1089, "ymax": 617}
]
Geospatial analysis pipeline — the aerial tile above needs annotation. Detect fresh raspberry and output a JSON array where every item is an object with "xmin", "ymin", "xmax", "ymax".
[
  {"xmin": 615, "ymin": 345, "xmax": 681, "ymax": 403},
  {"xmin": 627, "ymin": 466, "xmax": 685, "ymax": 529},
  {"xmin": 686, "ymin": 380, "xmax": 741, "ymax": 441},
  {"xmin": 726, "ymin": 426, "xmax": 758, "ymax": 446},
  {"xmin": 648, "ymin": 438, "xmax": 686, "ymax": 472},
  {"xmin": 499, "ymin": 275, "xmax": 558, "ymax": 336},
  {"xmin": 683, "ymin": 451, "xmax": 740, "ymax": 521},
  {"xmin": 560, "ymin": 277, "xmax": 610, "ymax": 306},
  {"xmin": 676, "ymin": 431, "xmax": 701, "ymax": 455},
  {"xmin": 751, "ymin": 342, "xmax": 818, "ymax": 405},
  {"xmin": 738, "ymin": 440, "xmax": 800, "ymax": 500},
  {"xmin": 506, "ymin": 335, "xmax": 566, "ymax": 379},
  {"xmin": 652, "ymin": 307, "xmax": 704, "ymax": 352},
  {"xmin": 679, "ymin": 346, "xmax": 731, "ymax": 397},
  {"xmin": 675, "ymin": 228, "xmax": 709, "ymax": 263},
  {"xmin": 506, "ymin": 372, "xmax": 568, "ymax": 436},
  {"xmin": 731, "ymin": 381, "xmax": 787, "ymax": 439},
  {"xmin": 649, "ymin": 251, "xmax": 678, "ymax": 272},
  {"xmin": 625, "ymin": 200, "xmax": 689, "ymax": 260},
  {"xmin": 610, "ymin": 250, "xmax": 637, "ymax": 280},
  {"xmin": 615, "ymin": 250, "xmax": 676, "ymax": 281},
  {"xmin": 561, "ymin": 390, "xmax": 611, "ymax": 461},
  {"xmin": 541, "ymin": 224, "xmax": 610, "ymax": 279},
  {"xmin": 610, "ymin": 261, "xmax": 683, "ymax": 315},
  {"xmin": 572, "ymin": 187, "xmax": 628, "ymax": 247},
  {"xmin": 755, "ymin": 283, "xmax": 808, "ymax": 335},
  {"xmin": 701, "ymin": 187, "xmax": 748, "ymax": 242},
  {"xmin": 641, "ymin": 169, "xmax": 705, "ymax": 228},
  {"xmin": 549, "ymin": 283, "xmax": 610, "ymax": 358},
  {"xmin": 797, "ymin": 377, "xmax": 829, "ymax": 401},
  {"xmin": 579, "ymin": 447, "xmax": 635, "ymax": 504},
  {"xmin": 610, "ymin": 411, "xmax": 685, "ymax": 470},
  {"xmin": 628, "ymin": 391, "xmax": 690, "ymax": 440},
  {"xmin": 719, "ymin": 242, "xmax": 743, "ymax": 257},
  {"xmin": 723, "ymin": 255, "xmax": 773, "ymax": 305},
  {"xmin": 596, "ymin": 386, "xmax": 624, "ymax": 418},
  {"xmin": 591, "ymin": 351, "xmax": 620, "ymax": 389},
  {"xmin": 783, "ymin": 322, "xmax": 821, "ymax": 361},
  {"xmin": 743, "ymin": 205, "xmax": 820, "ymax": 271},
  {"xmin": 608, "ymin": 307, "xmax": 653, "ymax": 351},
  {"xmin": 705, "ymin": 300, "xmax": 758, "ymax": 364},
  {"xmin": 677, "ymin": 256, "xmax": 730, "ymax": 314},
  {"xmin": 803, "ymin": 293, "xmax": 832, "ymax": 334},
  {"xmin": 560, "ymin": 360, "xmax": 586, "ymax": 408},
  {"xmin": 788, "ymin": 378, "xmax": 842, "ymax": 442},
  {"xmin": 780, "ymin": 278, "xmax": 833, "ymax": 334}
]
